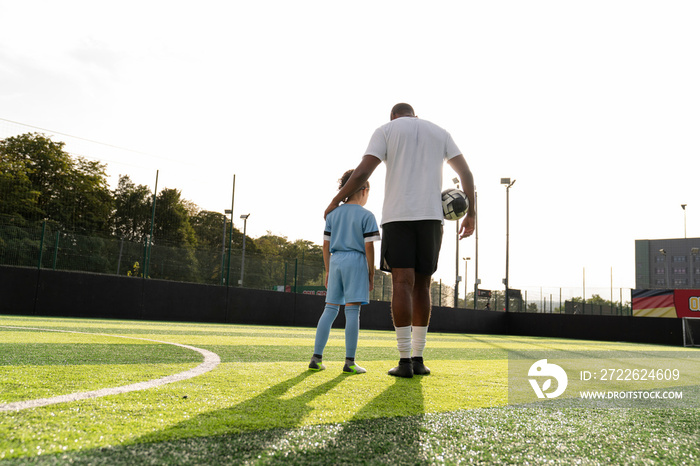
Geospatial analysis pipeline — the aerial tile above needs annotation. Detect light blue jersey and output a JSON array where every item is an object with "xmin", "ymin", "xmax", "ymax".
[
  {"xmin": 323, "ymin": 204, "xmax": 380, "ymax": 254},
  {"xmin": 323, "ymin": 204, "xmax": 380, "ymax": 305}
]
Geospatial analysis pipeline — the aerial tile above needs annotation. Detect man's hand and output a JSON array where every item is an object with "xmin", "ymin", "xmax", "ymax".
[
  {"xmin": 324, "ymin": 155, "xmax": 380, "ymax": 220},
  {"xmin": 459, "ymin": 214, "xmax": 475, "ymax": 239}
]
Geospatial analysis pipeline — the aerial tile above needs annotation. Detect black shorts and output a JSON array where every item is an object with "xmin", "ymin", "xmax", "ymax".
[{"xmin": 380, "ymin": 220, "xmax": 443, "ymax": 275}]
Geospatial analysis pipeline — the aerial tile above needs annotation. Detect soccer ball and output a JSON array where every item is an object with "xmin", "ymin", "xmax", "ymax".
[{"xmin": 441, "ymin": 189, "xmax": 469, "ymax": 221}]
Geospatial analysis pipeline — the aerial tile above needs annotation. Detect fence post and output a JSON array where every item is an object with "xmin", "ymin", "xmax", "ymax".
[
  {"xmin": 284, "ymin": 261, "xmax": 288, "ymax": 291},
  {"xmin": 220, "ymin": 215, "xmax": 227, "ymax": 285},
  {"xmin": 145, "ymin": 170, "xmax": 159, "ymax": 278},
  {"xmin": 293, "ymin": 259, "xmax": 298, "ymax": 294},
  {"xmin": 117, "ymin": 238, "xmax": 124, "ymax": 275},
  {"xmin": 142, "ymin": 235, "xmax": 149, "ymax": 279},
  {"xmin": 52, "ymin": 231, "xmax": 60, "ymax": 270},
  {"xmin": 37, "ymin": 219, "xmax": 47, "ymax": 269}
]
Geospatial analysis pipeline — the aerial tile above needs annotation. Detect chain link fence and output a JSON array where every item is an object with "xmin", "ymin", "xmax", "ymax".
[
  {"xmin": 1, "ymin": 128, "xmax": 631, "ymax": 314},
  {"xmin": 0, "ymin": 221, "xmax": 633, "ymax": 313}
]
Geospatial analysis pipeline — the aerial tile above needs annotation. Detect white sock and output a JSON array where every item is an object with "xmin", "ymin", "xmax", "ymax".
[
  {"xmin": 395, "ymin": 326, "xmax": 412, "ymax": 359},
  {"xmin": 411, "ymin": 326, "xmax": 428, "ymax": 358}
]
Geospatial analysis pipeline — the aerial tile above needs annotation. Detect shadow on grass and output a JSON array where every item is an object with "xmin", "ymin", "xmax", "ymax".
[
  {"xmin": 141, "ymin": 370, "xmax": 346, "ymax": 440},
  {"xmin": 293, "ymin": 374, "xmax": 427, "ymax": 463},
  {"xmin": 35, "ymin": 372, "xmax": 429, "ymax": 465}
]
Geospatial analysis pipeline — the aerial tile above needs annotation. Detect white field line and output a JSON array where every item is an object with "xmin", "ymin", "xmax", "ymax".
[{"xmin": 0, "ymin": 326, "xmax": 221, "ymax": 412}]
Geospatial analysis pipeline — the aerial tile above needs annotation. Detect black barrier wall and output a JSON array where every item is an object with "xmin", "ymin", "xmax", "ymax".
[{"xmin": 0, "ymin": 265, "xmax": 684, "ymax": 346}]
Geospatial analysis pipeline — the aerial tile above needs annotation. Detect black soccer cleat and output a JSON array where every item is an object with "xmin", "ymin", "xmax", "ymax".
[
  {"xmin": 411, "ymin": 357, "xmax": 431, "ymax": 375},
  {"xmin": 388, "ymin": 360, "xmax": 414, "ymax": 378}
]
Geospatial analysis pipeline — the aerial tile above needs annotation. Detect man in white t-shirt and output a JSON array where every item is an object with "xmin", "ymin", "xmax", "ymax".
[{"xmin": 324, "ymin": 103, "xmax": 475, "ymax": 378}]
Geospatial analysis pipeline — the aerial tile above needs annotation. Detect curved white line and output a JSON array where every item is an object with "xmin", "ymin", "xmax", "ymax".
[{"xmin": 0, "ymin": 326, "xmax": 221, "ymax": 412}]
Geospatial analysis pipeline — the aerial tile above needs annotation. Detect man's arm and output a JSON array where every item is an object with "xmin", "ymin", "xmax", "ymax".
[
  {"xmin": 447, "ymin": 154, "xmax": 475, "ymax": 239},
  {"xmin": 324, "ymin": 155, "xmax": 381, "ymax": 219}
]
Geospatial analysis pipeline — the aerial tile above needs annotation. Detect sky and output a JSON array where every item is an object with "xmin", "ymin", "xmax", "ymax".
[{"xmin": 1, "ymin": 1, "xmax": 699, "ymax": 302}]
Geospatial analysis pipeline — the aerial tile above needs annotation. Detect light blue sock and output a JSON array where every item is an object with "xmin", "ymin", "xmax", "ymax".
[
  {"xmin": 314, "ymin": 304, "xmax": 340, "ymax": 356},
  {"xmin": 344, "ymin": 304, "xmax": 361, "ymax": 359}
]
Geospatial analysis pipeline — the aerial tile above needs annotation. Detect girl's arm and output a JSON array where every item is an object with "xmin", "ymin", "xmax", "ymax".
[
  {"xmin": 365, "ymin": 241, "xmax": 375, "ymax": 292},
  {"xmin": 323, "ymin": 240, "xmax": 331, "ymax": 288}
]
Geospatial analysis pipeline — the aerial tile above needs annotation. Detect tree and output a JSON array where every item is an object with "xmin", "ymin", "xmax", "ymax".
[
  {"xmin": 152, "ymin": 188, "xmax": 196, "ymax": 247},
  {"xmin": 110, "ymin": 175, "xmax": 152, "ymax": 242},
  {"xmin": 147, "ymin": 188, "xmax": 200, "ymax": 282},
  {"xmin": 111, "ymin": 178, "xmax": 200, "ymax": 247},
  {"xmin": 0, "ymin": 133, "xmax": 112, "ymax": 233},
  {"xmin": 0, "ymin": 154, "xmax": 41, "ymax": 225},
  {"xmin": 109, "ymin": 176, "xmax": 204, "ymax": 281},
  {"xmin": 190, "ymin": 210, "xmax": 231, "ymax": 284},
  {"xmin": 248, "ymin": 233, "xmax": 324, "ymax": 290},
  {"xmin": 62, "ymin": 157, "xmax": 112, "ymax": 234},
  {"xmin": 559, "ymin": 294, "xmax": 631, "ymax": 315},
  {"xmin": 191, "ymin": 210, "xmax": 228, "ymax": 248}
]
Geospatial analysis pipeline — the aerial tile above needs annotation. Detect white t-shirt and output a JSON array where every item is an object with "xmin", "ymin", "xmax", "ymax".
[{"xmin": 364, "ymin": 117, "xmax": 462, "ymax": 225}]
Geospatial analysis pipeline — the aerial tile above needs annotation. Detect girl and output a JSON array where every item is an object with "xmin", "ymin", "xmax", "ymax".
[{"xmin": 309, "ymin": 170, "xmax": 380, "ymax": 374}]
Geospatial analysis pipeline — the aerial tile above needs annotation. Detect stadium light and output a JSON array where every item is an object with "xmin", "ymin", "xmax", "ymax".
[
  {"xmin": 463, "ymin": 257, "xmax": 471, "ymax": 303},
  {"xmin": 239, "ymin": 214, "xmax": 250, "ymax": 287},
  {"xmin": 501, "ymin": 178, "xmax": 516, "ymax": 312},
  {"xmin": 453, "ymin": 178, "xmax": 461, "ymax": 308}
]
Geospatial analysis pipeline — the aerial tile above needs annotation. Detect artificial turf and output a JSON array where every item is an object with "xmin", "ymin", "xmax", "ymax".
[{"xmin": 1, "ymin": 315, "xmax": 698, "ymax": 464}]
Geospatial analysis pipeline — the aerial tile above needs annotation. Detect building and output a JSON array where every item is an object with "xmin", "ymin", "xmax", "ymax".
[{"xmin": 635, "ymin": 237, "xmax": 700, "ymax": 289}]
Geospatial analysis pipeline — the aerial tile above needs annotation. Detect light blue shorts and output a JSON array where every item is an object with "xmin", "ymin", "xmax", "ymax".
[{"xmin": 326, "ymin": 251, "xmax": 369, "ymax": 305}]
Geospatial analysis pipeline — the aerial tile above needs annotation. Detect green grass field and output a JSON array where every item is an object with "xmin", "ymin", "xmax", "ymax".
[{"xmin": 1, "ymin": 315, "xmax": 699, "ymax": 465}]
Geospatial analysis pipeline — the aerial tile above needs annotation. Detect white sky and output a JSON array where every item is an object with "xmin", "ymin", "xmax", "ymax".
[{"xmin": 1, "ymin": 1, "xmax": 699, "ymax": 301}]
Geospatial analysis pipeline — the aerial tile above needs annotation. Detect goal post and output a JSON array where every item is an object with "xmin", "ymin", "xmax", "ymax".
[{"xmin": 682, "ymin": 317, "xmax": 700, "ymax": 347}]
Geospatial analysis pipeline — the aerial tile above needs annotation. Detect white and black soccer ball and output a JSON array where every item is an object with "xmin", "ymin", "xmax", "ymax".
[{"xmin": 441, "ymin": 189, "xmax": 469, "ymax": 221}]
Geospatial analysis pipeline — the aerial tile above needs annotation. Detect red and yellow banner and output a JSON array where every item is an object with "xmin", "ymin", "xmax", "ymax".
[{"xmin": 632, "ymin": 289, "xmax": 700, "ymax": 318}]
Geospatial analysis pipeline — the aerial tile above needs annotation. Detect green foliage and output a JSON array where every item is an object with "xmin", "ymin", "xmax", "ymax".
[
  {"xmin": 0, "ymin": 133, "xmax": 112, "ymax": 234},
  {"xmin": 0, "ymin": 224, "xmax": 40, "ymax": 267},
  {"xmin": 0, "ymin": 154, "xmax": 40, "ymax": 225},
  {"xmin": 0, "ymin": 133, "xmax": 418, "ymax": 293},
  {"xmin": 248, "ymin": 233, "xmax": 323, "ymax": 289},
  {"xmin": 110, "ymin": 175, "xmax": 152, "ymax": 242},
  {"xmin": 190, "ymin": 210, "xmax": 227, "ymax": 248},
  {"xmin": 567, "ymin": 294, "xmax": 632, "ymax": 314},
  {"xmin": 153, "ymin": 188, "xmax": 196, "ymax": 247}
]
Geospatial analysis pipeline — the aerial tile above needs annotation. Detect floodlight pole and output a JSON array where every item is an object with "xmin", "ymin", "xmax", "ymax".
[
  {"xmin": 221, "ymin": 209, "xmax": 232, "ymax": 285},
  {"xmin": 501, "ymin": 178, "xmax": 515, "ymax": 312},
  {"xmin": 453, "ymin": 178, "xmax": 461, "ymax": 308},
  {"xmin": 463, "ymin": 256, "xmax": 471, "ymax": 301},
  {"xmin": 145, "ymin": 170, "xmax": 159, "ymax": 278},
  {"xmin": 225, "ymin": 175, "xmax": 236, "ymax": 287},
  {"xmin": 239, "ymin": 214, "xmax": 250, "ymax": 287},
  {"xmin": 473, "ymin": 188, "xmax": 479, "ymax": 309},
  {"xmin": 681, "ymin": 204, "xmax": 687, "ymax": 238}
]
